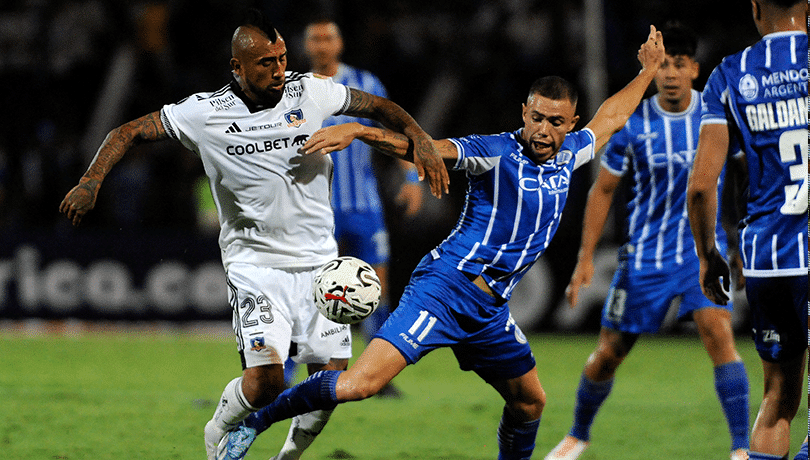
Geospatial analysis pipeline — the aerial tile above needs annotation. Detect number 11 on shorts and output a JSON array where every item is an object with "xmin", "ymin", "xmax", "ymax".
[{"xmin": 409, "ymin": 310, "xmax": 437, "ymax": 342}]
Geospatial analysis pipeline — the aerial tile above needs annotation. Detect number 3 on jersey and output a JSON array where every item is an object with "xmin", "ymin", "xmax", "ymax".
[{"xmin": 779, "ymin": 129, "xmax": 808, "ymax": 215}]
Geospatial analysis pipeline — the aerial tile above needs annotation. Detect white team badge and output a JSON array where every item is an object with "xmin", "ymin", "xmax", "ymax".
[{"xmin": 739, "ymin": 74, "xmax": 758, "ymax": 101}]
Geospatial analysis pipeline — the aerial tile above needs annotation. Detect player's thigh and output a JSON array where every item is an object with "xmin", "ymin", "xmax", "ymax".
[
  {"xmin": 601, "ymin": 266, "xmax": 677, "ymax": 334},
  {"xmin": 746, "ymin": 275, "xmax": 808, "ymax": 363},
  {"xmin": 229, "ymin": 263, "xmax": 351, "ymax": 369},
  {"xmin": 227, "ymin": 263, "xmax": 295, "ymax": 369}
]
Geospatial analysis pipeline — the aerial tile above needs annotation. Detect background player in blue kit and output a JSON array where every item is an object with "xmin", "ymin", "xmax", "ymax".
[
  {"xmin": 274, "ymin": 16, "xmax": 422, "ymax": 460},
  {"xmin": 546, "ymin": 22, "xmax": 751, "ymax": 460},
  {"xmin": 58, "ymin": 9, "xmax": 450, "ymax": 460},
  {"xmin": 687, "ymin": 1, "xmax": 808, "ymax": 459},
  {"xmin": 304, "ymin": 17, "xmax": 424, "ymax": 357},
  {"xmin": 215, "ymin": 25, "xmax": 666, "ymax": 460}
]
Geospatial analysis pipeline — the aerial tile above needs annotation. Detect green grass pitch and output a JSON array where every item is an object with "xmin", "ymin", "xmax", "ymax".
[{"xmin": 0, "ymin": 329, "xmax": 806, "ymax": 459}]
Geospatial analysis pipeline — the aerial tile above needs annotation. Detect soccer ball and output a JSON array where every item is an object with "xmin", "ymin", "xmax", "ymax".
[{"xmin": 312, "ymin": 256, "xmax": 381, "ymax": 324}]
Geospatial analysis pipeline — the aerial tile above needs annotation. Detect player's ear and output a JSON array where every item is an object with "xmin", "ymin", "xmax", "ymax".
[
  {"xmin": 751, "ymin": 0, "xmax": 761, "ymax": 22},
  {"xmin": 230, "ymin": 58, "xmax": 241, "ymax": 72},
  {"xmin": 568, "ymin": 114, "xmax": 580, "ymax": 132}
]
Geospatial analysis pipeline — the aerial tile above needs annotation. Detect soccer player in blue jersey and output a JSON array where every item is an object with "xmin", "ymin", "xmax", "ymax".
[
  {"xmin": 687, "ymin": 1, "xmax": 808, "ymax": 459},
  {"xmin": 545, "ymin": 22, "xmax": 751, "ymax": 460},
  {"xmin": 213, "ymin": 26, "xmax": 666, "ymax": 460}
]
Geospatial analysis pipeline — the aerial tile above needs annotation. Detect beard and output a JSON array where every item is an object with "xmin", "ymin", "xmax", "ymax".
[{"xmin": 248, "ymin": 80, "xmax": 284, "ymax": 108}]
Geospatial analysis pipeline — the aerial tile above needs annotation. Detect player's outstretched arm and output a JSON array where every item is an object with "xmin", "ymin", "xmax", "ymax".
[
  {"xmin": 342, "ymin": 88, "xmax": 450, "ymax": 198},
  {"xmin": 59, "ymin": 111, "xmax": 169, "ymax": 226},
  {"xmin": 300, "ymin": 122, "xmax": 459, "ymax": 167},
  {"xmin": 566, "ymin": 167, "xmax": 621, "ymax": 307},
  {"xmin": 585, "ymin": 25, "xmax": 665, "ymax": 152}
]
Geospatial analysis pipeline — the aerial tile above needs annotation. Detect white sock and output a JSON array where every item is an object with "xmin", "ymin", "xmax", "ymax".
[
  {"xmin": 212, "ymin": 377, "xmax": 258, "ymax": 431},
  {"xmin": 275, "ymin": 409, "xmax": 334, "ymax": 460}
]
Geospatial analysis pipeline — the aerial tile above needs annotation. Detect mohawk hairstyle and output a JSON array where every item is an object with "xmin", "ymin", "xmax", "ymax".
[
  {"xmin": 239, "ymin": 7, "xmax": 278, "ymax": 42},
  {"xmin": 660, "ymin": 21, "xmax": 698, "ymax": 58},
  {"xmin": 528, "ymin": 76, "xmax": 578, "ymax": 106}
]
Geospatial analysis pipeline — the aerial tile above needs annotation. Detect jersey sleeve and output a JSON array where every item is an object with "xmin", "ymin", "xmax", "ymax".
[
  {"xmin": 160, "ymin": 95, "xmax": 208, "ymax": 154},
  {"xmin": 565, "ymin": 128, "xmax": 597, "ymax": 170},
  {"xmin": 448, "ymin": 135, "xmax": 500, "ymax": 175},
  {"xmin": 307, "ymin": 74, "xmax": 351, "ymax": 117},
  {"xmin": 601, "ymin": 124, "xmax": 630, "ymax": 176},
  {"xmin": 700, "ymin": 64, "xmax": 730, "ymax": 127}
]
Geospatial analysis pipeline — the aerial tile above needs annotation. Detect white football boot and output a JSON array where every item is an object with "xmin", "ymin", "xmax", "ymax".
[
  {"xmin": 544, "ymin": 435, "xmax": 590, "ymax": 460},
  {"xmin": 730, "ymin": 449, "xmax": 748, "ymax": 460}
]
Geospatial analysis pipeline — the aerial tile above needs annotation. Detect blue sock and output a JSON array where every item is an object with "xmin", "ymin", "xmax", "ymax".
[
  {"xmin": 749, "ymin": 453, "xmax": 787, "ymax": 460},
  {"xmin": 794, "ymin": 442, "xmax": 809, "ymax": 460},
  {"xmin": 569, "ymin": 374, "xmax": 613, "ymax": 442},
  {"xmin": 714, "ymin": 361, "xmax": 750, "ymax": 451},
  {"xmin": 243, "ymin": 370, "xmax": 341, "ymax": 434},
  {"xmin": 497, "ymin": 407, "xmax": 540, "ymax": 460}
]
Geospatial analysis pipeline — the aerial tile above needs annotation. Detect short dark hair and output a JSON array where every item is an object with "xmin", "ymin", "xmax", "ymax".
[
  {"xmin": 660, "ymin": 21, "xmax": 697, "ymax": 58},
  {"xmin": 528, "ymin": 76, "xmax": 578, "ymax": 106},
  {"xmin": 239, "ymin": 8, "xmax": 278, "ymax": 42}
]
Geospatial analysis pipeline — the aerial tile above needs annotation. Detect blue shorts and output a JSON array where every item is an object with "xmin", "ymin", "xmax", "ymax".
[
  {"xmin": 333, "ymin": 209, "xmax": 389, "ymax": 266},
  {"xmin": 376, "ymin": 255, "xmax": 536, "ymax": 383},
  {"xmin": 601, "ymin": 250, "xmax": 733, "ymax": 334},
  {"xmin": 746, "ymin": 275, "xmax": 808, "ymax": 363}
]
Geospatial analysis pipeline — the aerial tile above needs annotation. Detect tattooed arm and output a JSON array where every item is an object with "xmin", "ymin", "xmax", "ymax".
[
  {"xmin": 300, "ymin": 122, "xmax": 459, "ymax": 167},
  {"xmin": 59, "ymin": 111, "xmax": 168, "ymax": 226},
  {"xmin": 341, "ymin": 88, "xmax": 449, "ymax": 198}
]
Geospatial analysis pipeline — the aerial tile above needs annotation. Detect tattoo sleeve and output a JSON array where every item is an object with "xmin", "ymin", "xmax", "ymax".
[
  {"xmin": 84, "ymin": 111, "xmax": 168, "ymax": 182},
  {"xmin": 362, "ymin": 129, "xmax": 413, "ymax": 160}
]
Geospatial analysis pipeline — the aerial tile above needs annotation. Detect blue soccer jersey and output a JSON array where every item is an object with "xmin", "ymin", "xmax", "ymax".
[
  {"xmin": 323, "ymin": 63, "xmax": 388, "ymax": 214},
  {"xmin": 602, "ymin": 90, "xmax": 730, "ymax": 271},
  {"xmin": 431, "ymin": 128, "xmax": 596, "ymax": 300},
  {"xmin": 701, "ymin": 31, "xmax": 808, "ymax": 278}
]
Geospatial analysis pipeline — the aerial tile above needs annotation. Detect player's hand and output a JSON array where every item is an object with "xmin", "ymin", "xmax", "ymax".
[
  {"xmin": 299, "ymin": 123, "xmax": 363, "ymax": 155},
  {"xmin": 411, "ymin": 135, "xmax": 450, "ymax": 199},
  {"xmin": 699, "ymin": 247, "xmax": 731, "ymax": 305},
  {"xmin": 637, "ymin": 25, "xmax": 665, "ymax": 72},
  {"xmin": 395, "ymin": 181, "xmax": 424, "ymax": 218},
  {"xmin": 565, "ymin": 259, "xmax": 595, "ymax": 307},
  {"xmin": 59, "ymin": 177, "xmax": 100, "ymax": 227}
]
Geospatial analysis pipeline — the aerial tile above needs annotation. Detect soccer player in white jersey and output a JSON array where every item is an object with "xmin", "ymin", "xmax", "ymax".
[
  {"xmin": 546, "ymin": 22, "xmax": 751, "ymax": 460},
  {"xmin": 687, "ymin": 1, "xmax": 808, "ymax": 459},
  {"xmin": 58, "ymin": 9, "xmax": 450, "ymax": 460},
  {"xmin": 214, "ymin": 26, "xmax": 665, "ymax": 460}
]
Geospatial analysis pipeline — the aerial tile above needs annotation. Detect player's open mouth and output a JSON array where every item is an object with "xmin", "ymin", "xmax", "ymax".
[{"xmin": 532, "ymin": 141, "xmax": 552, "ymax": 151}]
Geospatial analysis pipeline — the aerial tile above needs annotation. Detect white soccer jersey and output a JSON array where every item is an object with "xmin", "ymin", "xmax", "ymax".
[{"xmin": 160, "ymin": 71, "xmax": 351, "ymax": 269}]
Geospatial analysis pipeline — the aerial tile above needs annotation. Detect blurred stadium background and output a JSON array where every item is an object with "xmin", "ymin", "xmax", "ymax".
[{"xmin": 0, "ymin": 0, "xmax": 762, "ymax": 333}]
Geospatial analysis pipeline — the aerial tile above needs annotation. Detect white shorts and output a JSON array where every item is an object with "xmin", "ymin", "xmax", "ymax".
[{"xmin": 226, "ymin": 263, "xmax": 353, "ymax": 369}]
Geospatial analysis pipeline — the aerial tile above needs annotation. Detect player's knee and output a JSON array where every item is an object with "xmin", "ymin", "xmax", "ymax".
[
  {"xmin": 336, "ymin": 370, "xmax": 388, "ymax": 401},
  {"xmin": 509, "ymin": 388, "xmax": 546, "ymax": 421}
]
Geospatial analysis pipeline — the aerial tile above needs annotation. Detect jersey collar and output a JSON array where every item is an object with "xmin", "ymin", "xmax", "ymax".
[{"xmin": 229, "ymin": 73, "xmax": 279, "ymax": 113}]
